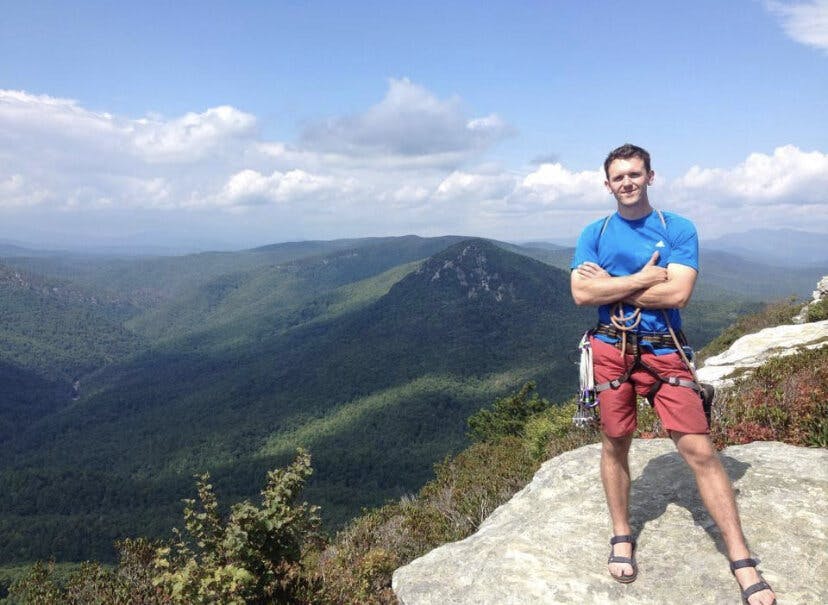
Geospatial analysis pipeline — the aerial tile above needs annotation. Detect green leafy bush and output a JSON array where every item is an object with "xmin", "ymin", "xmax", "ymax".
[
  {"xmin": 153, "ymin": 449, "xmax": 321, "ymax": 604},
  {"xmin": 467, "ymin": 382, "xmax": 552, "ymax": 443},
  {"xmin": 806, "ymin": 297, "xmax": 828, "ymax": 322},
  {"xmin": 8, "ymin": 539, "xmax": 166, "ymax": 605}
]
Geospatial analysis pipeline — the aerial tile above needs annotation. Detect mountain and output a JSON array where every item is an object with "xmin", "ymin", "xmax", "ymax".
[
  {"xmin": 0, "ymin": 233, "xmax": 822, "ymax": 566},
  {"xmin": 0, "ymin": 238, "xmax": 591, "ymax": 563},
  {"xmin": 702, "ymin": 228, "xmax": 828, "ymax": 268}
]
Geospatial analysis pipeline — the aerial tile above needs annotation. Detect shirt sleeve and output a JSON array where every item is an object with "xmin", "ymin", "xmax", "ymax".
[
  {"xmin": 570, "ymin": 222, "xmax": 601, "ymax": 269},
  {"xmin": 666, "ymin": 214, "xmax": 699, "ymax": 271}
]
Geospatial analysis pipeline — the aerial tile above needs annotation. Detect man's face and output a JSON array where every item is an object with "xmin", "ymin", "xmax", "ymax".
[{"xmin": 604, "ymin": 157, "xmax": 654, "ymax": 208}]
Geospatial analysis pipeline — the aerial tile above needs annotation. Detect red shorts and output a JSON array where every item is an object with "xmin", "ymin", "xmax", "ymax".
[{"xmin": 591, "ymin": 336, "xmax": 709, "ymax": 438}]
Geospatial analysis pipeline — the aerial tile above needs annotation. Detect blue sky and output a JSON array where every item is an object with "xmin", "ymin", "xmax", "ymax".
[{"xmin": 1, "ymin": 0, "xmax": 826, "ymax": 251}]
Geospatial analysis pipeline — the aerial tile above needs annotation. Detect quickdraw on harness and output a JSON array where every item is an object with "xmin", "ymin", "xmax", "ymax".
[{"xmin": 574, "ymin": 331, "xmax": 598, "ymax": 427}]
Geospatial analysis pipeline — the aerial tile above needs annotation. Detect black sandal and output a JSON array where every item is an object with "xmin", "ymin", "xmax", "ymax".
[
  {"xmin": 730, "ymin": 558, "xmax": 776, "ymax": 604},
  {"xmin": 608, "ymin": 535, "xmax": 637, "ymax": 583}
]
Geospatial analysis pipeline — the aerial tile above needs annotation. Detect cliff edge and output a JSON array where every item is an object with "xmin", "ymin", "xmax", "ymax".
[{"xmin": 392, "ymin": 439, "xmax": 826, "ymax": 604}]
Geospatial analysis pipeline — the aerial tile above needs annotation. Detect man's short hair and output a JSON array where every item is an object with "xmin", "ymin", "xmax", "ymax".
[{"xmin": 604, "ymin": 144, "xmax": 651, "ymax": 177}]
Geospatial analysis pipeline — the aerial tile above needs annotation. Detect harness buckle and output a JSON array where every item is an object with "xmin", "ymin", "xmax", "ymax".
[
  {"xmin": 610, "ymin": 379, "xmax": 622, "ymax": 389},
  {"xmin": 666, "ymin": 376, "xmax": 681, "ymax": 386}
]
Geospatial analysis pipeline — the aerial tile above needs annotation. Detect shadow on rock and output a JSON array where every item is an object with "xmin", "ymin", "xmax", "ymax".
[{"xmin": 629, "ymin": 449, "xmax": 750, "ymax": 556}]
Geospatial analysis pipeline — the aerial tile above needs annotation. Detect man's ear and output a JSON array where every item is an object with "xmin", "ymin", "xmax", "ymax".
[{"xmin": 647, "ymin": 170, "xmax": 655, "ymax": 185}]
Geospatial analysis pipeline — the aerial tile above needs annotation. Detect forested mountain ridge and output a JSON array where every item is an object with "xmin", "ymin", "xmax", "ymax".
[
  {"xmin": 0, "ymin": 237, "xmax": 589, "ymax": 563},
  {"xmin": 0, "ymin": 235, "xmax": 823, "ymax": 568}
]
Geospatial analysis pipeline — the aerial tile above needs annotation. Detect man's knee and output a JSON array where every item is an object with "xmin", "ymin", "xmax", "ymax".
[
  {"xmin": 602, "ymin": 433, "xmax": 633, "ymax": 458},
  {"xmin": 672, "ymin": 432, "xmax": 719, "ymax": 468}
]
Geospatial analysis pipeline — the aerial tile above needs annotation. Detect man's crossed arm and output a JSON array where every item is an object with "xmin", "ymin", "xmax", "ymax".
[{"xmin": 570, "ymin": 251, "xmax": 697, "ymax": 309}]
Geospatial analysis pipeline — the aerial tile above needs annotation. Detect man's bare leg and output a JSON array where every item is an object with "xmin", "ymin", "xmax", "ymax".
[
  {"xmin": 672, "ymin": 431, "xmax": 776, "ymax": 605},
  {"xmin": 601, "ymin": 432, "xmax": 635, "ymax": 579}
]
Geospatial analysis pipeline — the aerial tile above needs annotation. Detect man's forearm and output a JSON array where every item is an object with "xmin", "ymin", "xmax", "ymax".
[
  {"xmin": 623, "ymin": 264, "xmax": 697, "ymax": 309},
  {"xmin": 623, "ymin": 281, "xmax": 692, "ymax": 309},
  {"xmin": 571, "ymin": 274, "xmax": 650, "ymax": 306}
]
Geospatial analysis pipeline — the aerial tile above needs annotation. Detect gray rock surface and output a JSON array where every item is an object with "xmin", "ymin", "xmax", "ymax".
[
  {"xmin": 393, "ymin": 439, "xmax": 827, "ymax": 604},
  {"xmin": 697, "ymin": 320, "xmax": 828, "ymax": 389}
]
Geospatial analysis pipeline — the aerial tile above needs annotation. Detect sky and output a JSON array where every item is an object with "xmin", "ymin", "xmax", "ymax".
[{"xmin": 1, "ymin": 0, "xmax": 827, "ymax": 252}]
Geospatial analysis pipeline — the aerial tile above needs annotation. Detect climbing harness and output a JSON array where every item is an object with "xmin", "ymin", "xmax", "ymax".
[{"xmin": 593, "ymin": 307, "xmax": 701, "ymax": 405}]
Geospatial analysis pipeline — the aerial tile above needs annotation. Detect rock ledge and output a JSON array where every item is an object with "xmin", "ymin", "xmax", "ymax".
[{"xmin": 393, "ymin": 439, "xmax": 826, "ymax": 604}]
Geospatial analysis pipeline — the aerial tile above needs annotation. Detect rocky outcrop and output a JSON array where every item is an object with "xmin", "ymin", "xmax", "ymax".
[
  {"xmin": 392, "ymin": 439, "xmax": 827, "ymax": 604},
  {"xmin": 793, "ymin": 275, "xmax": 828, "ymax": 324},
  {"xmin": 697, "ymin": 274, "xmax": 827, "ymax": 389},
  {"xmin": 697, "ymin": 320, "xmax": 828, "ymax": 389}
]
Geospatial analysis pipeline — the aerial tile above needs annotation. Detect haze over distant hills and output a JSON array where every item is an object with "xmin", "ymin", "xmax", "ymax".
[
  {"xmin": 701, "ymin": 228, "xmax": 828, "ymax": 267},
  {"xmin": 0, "ymin": 232, "xmax": 824, "ymax": 566}
]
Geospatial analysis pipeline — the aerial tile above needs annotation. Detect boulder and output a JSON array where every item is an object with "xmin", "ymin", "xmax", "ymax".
[{"xmin": 393, "ymin": 439, "xmax": 826, "ymax": 604}]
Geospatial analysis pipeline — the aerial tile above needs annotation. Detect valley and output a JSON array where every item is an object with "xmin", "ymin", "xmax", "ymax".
[{"xmin": 0, "ymin": 234, "xmax": 822, "ymax": 565}]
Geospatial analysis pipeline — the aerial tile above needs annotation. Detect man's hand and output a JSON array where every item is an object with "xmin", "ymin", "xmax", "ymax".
[
  {"xmin": 575, "ymin": 261, "xmax": 610, "ymax": 279},
  {"xmin": 636, "ymin": 251, "xmax": 668, "ymax": 288}
]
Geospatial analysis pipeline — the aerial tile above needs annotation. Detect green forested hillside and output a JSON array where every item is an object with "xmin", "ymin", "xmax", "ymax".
[
  {"xmin": 0, "ymin": 238, "xmax": 591, "ymax": 563},
  {"xmin": 0, "ymin": 235, "xmax": 819, "ymax": 567},
  {"xmin": 0, "ymin": 263, "xmax": 142, "ymax": 383}
]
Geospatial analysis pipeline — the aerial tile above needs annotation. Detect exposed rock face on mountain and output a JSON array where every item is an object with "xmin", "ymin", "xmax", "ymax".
[
  {"xmin": 697, "ymin": 320, "xmax": 828, "ymax": 388},
  {"xmin": 697, "ymin": 274, "xmax": 828, "ymax": 389},
  {"xmin": 392, "ymin": 439, "xmax": 827, "ymax": 604},
  {"xmin": 793, "ymin": 274, "xmax": 828, "ymax": 324}
]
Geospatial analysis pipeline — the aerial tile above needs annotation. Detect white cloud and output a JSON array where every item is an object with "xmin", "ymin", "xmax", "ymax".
[
  {"xmin": 299, "ymin": 78, "xmax": 512, "ymax": 160},
  {"xmin": 435, "ymin": 171, "xmax": 516, "ymax": 201},
  {"xmin": 221, "ymin": 168, "xmax": 350, "ymax": 207},
  {"xmin": 1, "ymin": 86, "xmax": 826, "ymax": 247},
  {"xmin": 131, "ymin": 105, "xmax": 257, "ymax": 163},
  {"xmin": 672, "ymin": 145, "xmax": 828, "ymax": 205},
  {"xmin": 767, "ymin": 1, "xmax": 828, "ymax": 51},
  {"xmin": 514, "ymin": 163, "xmax": 607, "ymax": 209}
]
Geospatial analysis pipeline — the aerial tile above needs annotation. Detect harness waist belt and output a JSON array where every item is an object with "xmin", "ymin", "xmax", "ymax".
[{"xmin": 594, "ymin": 323, "xmax": 687, "ymax": 351}]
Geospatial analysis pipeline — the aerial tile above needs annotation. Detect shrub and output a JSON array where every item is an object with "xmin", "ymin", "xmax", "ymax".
[
  {"xmin": 711, "ymin": 346, "xmax": 828, "ymax": 448},
  {"xmin": 467, "ymin": 382, "xmax": 551, "ymax": 443},
  {"xmin": 309, "ymin": 435, "xmax": 541, "ymax": 604},
  {"xmin": 8, "ymin": 539, "xmax": 167, "ymax": 605},
  {"xmin": 806, "ymin": 297, "xmax": 828, "ymax": 322},
  {"xmin": 524, "ymin": 398, "xmax": 600, "ymax": 458},
  {"xmin": 153, "ymin": 449, "xmax": 321, "ymax": 604}
]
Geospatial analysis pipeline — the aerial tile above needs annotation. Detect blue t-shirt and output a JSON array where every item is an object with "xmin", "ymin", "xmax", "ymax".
[{"xmin": 570, "ymin": 210, "xmax": 699, "ymax": 354}]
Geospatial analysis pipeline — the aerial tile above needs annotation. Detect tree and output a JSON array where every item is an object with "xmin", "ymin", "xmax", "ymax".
[{"xmin": 467, "ymin": 382, "xmax": 552, "ymax": 443}]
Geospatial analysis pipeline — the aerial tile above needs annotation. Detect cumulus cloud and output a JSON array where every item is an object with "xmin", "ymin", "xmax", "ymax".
[
  {"xmin": 515, "ymin": 163, "xmax": 607, "ymax": 209},
  {"xmin": 131, "ymin": 105, "xmax": 257, "ymax": 163},
  {"xmin": 299, "ymin": 78, "xmax": 513, "ymax": 160},
  {"xmin": 1, "ymin": 85, "xmax": 826, "ymax": 247},
  {"xmin": 0, "ymin": 89, "xmax": 260, "ymax": 211},
  {"xmin": 672, "ymin": 145, "xmax": 828, "ymax": 205},
  {"xmin": 221, "ymin": 168, "xmax": 349, "ymax": 207},
  {"xmin": 767, "ymin": 0, "xmax": 828, "ymax": 51},
  {"xmin": 435, "ymin": 171, "xmax": 516, "ymax": 201}
]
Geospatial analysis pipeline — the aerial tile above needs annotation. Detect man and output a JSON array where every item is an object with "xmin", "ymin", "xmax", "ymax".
[{"xmin": 569, "ymin": 144, "xmax": 776, "ymax": 605}]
